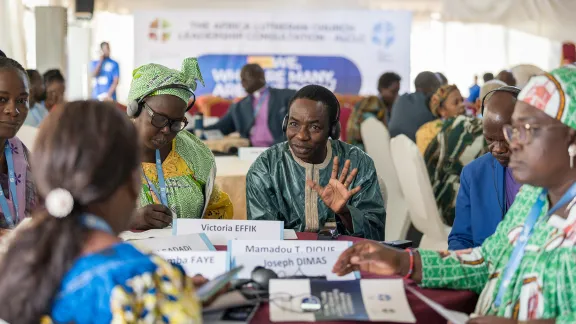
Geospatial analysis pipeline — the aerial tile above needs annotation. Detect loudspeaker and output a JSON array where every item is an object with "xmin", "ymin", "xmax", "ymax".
[{"xmin": 75, "ymin": 0, "xmax": 94, "ymax": 19}]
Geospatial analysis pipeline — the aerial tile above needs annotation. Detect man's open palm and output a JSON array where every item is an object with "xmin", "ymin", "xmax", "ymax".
[{"xmin": 307, "ymin": 157, "xmax": 361, "ymax": 214}]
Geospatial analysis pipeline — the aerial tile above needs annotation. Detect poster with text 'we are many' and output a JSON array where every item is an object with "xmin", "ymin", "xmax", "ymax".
[{"xmin": 134, "ymin": 10, "xmax": 412, "ymax": 98}]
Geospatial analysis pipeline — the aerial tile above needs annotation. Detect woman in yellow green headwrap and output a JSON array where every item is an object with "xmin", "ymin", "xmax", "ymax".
[
  {"xmin": 415, "ymin": 84, "xmax": 465, "ymax": 155},
  {"xmin": 128, "ymin": 58, "xmax": 234, "ymax": 230}
]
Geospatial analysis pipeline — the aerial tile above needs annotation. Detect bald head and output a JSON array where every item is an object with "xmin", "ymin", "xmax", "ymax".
[
  {"xmin": 483, "ymin": 90, "xmax": 518, "ymax": 166},
  {"xmin": 414, "ymin": 71, "xmax": 441, "ymax": 96},
  {"xmin": 497, "ymin": 70, "xmax": 516, "ymax": 86},
  {"xmin": 240, "ymin": 63, "xmax": 266, "ymax": 94}
]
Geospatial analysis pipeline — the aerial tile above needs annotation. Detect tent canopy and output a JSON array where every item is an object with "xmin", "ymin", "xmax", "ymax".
[{"xmin": 95, "ymin": 0, "xmax": 576, "ymax": 42}]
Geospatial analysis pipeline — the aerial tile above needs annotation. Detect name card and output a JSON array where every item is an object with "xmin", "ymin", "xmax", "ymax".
[
  {"xmin": 177, "ymin": 219, "xmax": 284, "ymax": 245},
  {"xmin": 238, "ymin": 147, "xmax": 267, "ymax": 162},
  {"xmin": 234, "ymin": 252, "xmax": 358, "ymax": 280},
  {"xmin": 156, "ymin": 251, "xmax": 227, "ymax": 280},
  {"xmin": 130, "ymin": 233, "xmax": 215, "ymax": 252},
  {"xmin": 203, "ymin": 129, "xmax": 224, "ymax": 140},
  {"xmin": 228, "ymin": 240, "xmax": 352, "ymax": 270}
]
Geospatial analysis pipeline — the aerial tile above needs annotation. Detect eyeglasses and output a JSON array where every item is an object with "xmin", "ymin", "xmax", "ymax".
[
  {"xmin": 503, "ymin": 123, "xmax": 566, "ymax": 145},
  {"xmin": 144, "ymin": 103, "xmax": 188, "ymax": 133}
]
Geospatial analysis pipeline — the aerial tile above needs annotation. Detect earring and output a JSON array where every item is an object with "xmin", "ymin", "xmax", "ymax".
[{"xmin": 569, "ymin": 144, "xmax": 576, "ymax": 169}]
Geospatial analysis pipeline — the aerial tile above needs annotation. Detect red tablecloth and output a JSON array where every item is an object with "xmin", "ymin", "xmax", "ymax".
[{"xmin": 216, "ymin": 232, "xmax": 478, "ymax": 324}]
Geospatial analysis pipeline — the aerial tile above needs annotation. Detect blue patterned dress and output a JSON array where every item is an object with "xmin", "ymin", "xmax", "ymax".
[{"xmin": 41, "ymin": 243, "xmax": 201, "ymax": 323}]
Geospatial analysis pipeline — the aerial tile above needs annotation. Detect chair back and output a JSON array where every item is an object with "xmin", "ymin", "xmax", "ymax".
[
  {"xmin": 16, "ymin": 125, "xmax": 39, "ymax": 152},
  {"xmin": 390, "ymin": 135, "xmax": 447, "ymax": 245},
  {"xmin": 339, "ymin": 107, "xmax": 352, "ymax": 142},
  {"xmin": 378, "ymin": 176, "xmax": 388, "ymax": 209},
  {"xmin": 361, "ymin": 118, "xmax": 409, "ymax": 241}
]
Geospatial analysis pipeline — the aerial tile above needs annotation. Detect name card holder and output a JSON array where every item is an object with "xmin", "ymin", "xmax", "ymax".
[
  {"xmin": 131, "ymin": 233, "xmax": 216, "ymax": 252},
  {"xmin": 233, "ymin": 252, "xmax": 359, "ymax": 280},
  {"xmin": 177, "ymin": 219, "xmax": 284, "ymax": 245},
  {"xmin": 227, "ymin": 240, "xmax": 353, "ymax": 271}
]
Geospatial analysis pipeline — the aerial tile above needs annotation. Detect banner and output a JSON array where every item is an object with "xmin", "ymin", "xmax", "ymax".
[{"xmin": 134, "ymin": 10, "xmax": 411, "ymax": 98}]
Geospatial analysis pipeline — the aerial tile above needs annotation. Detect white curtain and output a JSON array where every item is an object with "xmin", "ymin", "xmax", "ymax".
[
  {"xmin": 0, "ymin": 0, "xmax": 27, "ymax": 66},
  {"xmin": 441, "ymin": 0, "xmax": 576, "ymax": 43}
]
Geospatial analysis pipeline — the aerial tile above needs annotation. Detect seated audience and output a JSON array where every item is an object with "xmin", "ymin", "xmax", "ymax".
[
  {"xmin": 0, "ymin": 57, "xmax": 39, "ymax": 230},
  {"xmin": 497, "ymin": 69, "xmax": 517, "ymax": 86},
  {"xmin": 424, "ymin": 115, "xmax": 485, "ymax": 226},
  {"xmin": 246, "ymin": 85, "xmax": 385, "ymax": 240},
  {"xmin": 334, "ymin": 66, "xmax": 576, "ymax": 323},
  {"xmin": 346, "ymin": 72, "xmax": 401, "ymax": 150},
  {"xmin": 416, "ymin": 84, "xmax": 465, "ymax": 154},
  {"xmin": 24, "ymin": 69, "xmax": 49, "ymax": 127},
  {"xmin": 128, "ymin": 58, "xmax": 233, "ymax": 230},
  {"xmin": 43, "ymin": 69, "xmax": 66, "ymax": 111},
  {"xmin": 0, "ymin": 101, "xmax": 202, "ymax": 323},
  {"xmin": 449, "ymin": 85, "xmax": 521, "ymax": 249},
  {"xmin": 205, "ymin": 63, "xmax": 296, "ymax": 146},
  {"xmin": 483, "ymin": 72, "xmax": 494, "ymax": 83},
  {"xmin": 388, "ymin": 71, "xmax": 441, "ymax": 141}
]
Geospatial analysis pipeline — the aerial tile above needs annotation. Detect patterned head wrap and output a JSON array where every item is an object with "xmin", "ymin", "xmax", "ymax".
[
  {"xmin": 429, "ymin": 84, "xmax": 459, "ymax": 116},
  {"xmin": 518, "ymin": 66, "xmax": 576, "ymax": 130},
  {"xmin": 127, "ymin": 57, "xmax": 204, "ymax": 105}
]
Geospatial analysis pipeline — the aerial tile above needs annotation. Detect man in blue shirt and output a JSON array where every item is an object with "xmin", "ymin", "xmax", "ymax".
[
  {"xmin": 448, "ymin": 85, "xmax": 521, "ymax": 250},
  {"xmin": 91, "ymin": 42, "xmax": 119, "ymax": 101}
]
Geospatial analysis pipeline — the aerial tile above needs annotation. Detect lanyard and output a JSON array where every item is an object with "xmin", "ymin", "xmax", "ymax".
[
  {"xmin": 494, "ymin": 182, "xmax": 576, "ymax": 307},
  {"xmin": 253, "ymin": 88, "xmax": 269, "ymax": 117},
  {"xmin": 0, "ymin": 142, "xmax": 19, "ymax": 228},
  {"xmin": 142, "ymin": 149, "xmax": 169, "ymax": 206},
  {"xmin": 80, "ymin": 213, "xmax": 114, "ymax": 235}
]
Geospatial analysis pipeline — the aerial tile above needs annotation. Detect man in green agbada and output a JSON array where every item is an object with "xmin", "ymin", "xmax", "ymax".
[{"xmin": 246, "ymin": 85, "xmax": 386, "ymax": 240}]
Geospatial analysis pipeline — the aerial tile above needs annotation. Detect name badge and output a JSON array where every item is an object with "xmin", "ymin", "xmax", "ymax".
[
  {"xmin": 238, "ymin": 147, "xmax": 267, "ymax": 162},
  {"xmin": 176, "ymin": 219, "xmax": 284, "ymax": 245},
  {"xmin": 156, "ymin": 251, "xmax": 227, "ymax": 280},
  {"xmin": 234, "ymin": 252, "xmax": 358, "ymax": 280},
  {"xmin": 228, "ymin": 240, "xmax": 352, "ymax": 269},
  {"xmin": 130, "ymin": 233, "xmax": 215, "ymax": 252}
]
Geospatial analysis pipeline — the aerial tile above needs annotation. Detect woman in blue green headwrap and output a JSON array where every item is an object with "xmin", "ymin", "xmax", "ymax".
[{"xmin": 128, "ymin": 58, "xmax": 234, "ymax": 230}]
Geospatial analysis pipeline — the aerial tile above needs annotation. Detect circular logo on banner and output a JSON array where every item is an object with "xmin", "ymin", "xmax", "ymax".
[
  {"xmin": 372, "ymin": 21, "xmax": 395, "ymax": 49},
  {"xmin": 149, "ymin": 18, "xmax": 172, "ymax": 42}
]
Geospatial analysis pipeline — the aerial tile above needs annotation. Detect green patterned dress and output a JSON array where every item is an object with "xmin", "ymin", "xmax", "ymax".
[
  {"xmin": 424, "ymin": 115, "xmax": 486, "ymax": 225},
  {"xmin": 140, "ymin": 131, "xmax": 233, "ymax": 219},
  {"xmin": 420, "ymin": 185, "xmax": 576, "ymax": 322}
]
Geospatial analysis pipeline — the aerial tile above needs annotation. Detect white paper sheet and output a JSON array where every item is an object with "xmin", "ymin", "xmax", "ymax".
[
  {"xmin": 119, "ymin": 229, "xmax": 172, "ymax": 241},
  {"xmin": 405, "ymin": 285, "xmax": 469, "ymax": 324},
  {"xmin": 283, "ymin": 229, "xmax": 298, "ymax": 240}
]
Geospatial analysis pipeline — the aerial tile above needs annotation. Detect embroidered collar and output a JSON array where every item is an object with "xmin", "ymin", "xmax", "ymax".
[{"xmin": 289, "ymin": 140, "xmax": 333, "ymax": 170}]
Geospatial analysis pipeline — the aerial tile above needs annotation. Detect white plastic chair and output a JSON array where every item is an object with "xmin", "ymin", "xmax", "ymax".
[
  {"xmin": 378, "ymin": 176, "xmax": 388, "ymax": 209},
  {"xmin": 16, "ymin": 125, "xmax": 39, "ymax": 152},
  {"xmin": 390, "ymin": 135, "xmax": 451, "ymax": 250},
  {"xmin": 361, "ymin": 118, "xmax": 410, "ymax": 241}
]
